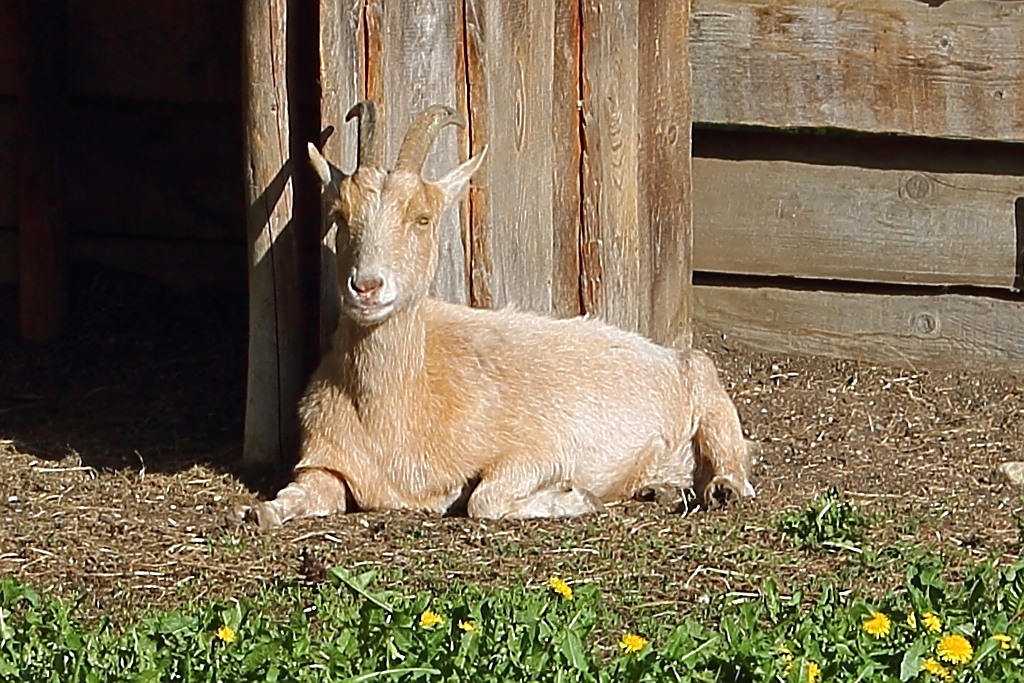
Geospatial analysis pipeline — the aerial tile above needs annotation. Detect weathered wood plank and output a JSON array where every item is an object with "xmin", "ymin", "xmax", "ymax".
[
  {"xmin": 550, "ymin": 0, "xmax": 582, "ymax": 319},
  {"xmin": 580, "ymin": 0, "xmax": 644, "ymax": 332},
  {"xmin": 0, "ymin": 226, "xmax": 15, "ymax": 282},
  {"xmin": 17, "ymin": 0, "xmax": 67, "ymax": 341},
  {"xmin": 691, "ymin": 0, "xmax": 1024, "ymax": 142},
  {"xmin": 695, "ymin": 285, "xmax": 1024, "ymax": 374},
  {"xmin": 464, "ymin": 0, "xmax": 555, "ymax": 313},
  {"xmin": 639, "ymin": 0, "xmax": 692, "ymax": 348},
  {"xmin": 242, "ymin": 0, "xmax": 303, "ymax": 467},
  {"xmin": 64, "ymin": 103, "xmax": 242, "ymax": 242},
  {"xmin": 318, "ymin": 0, "xmax": 363, "ymax": 351},
  {"xmin": 693, "ymin": 157, "xmax": 1024, "ymax": 289},
  {"xmin": 0, "ymin": 1, "xmax": 15, "ymax": 94},
  {"xmin": 67, "ymin": 0, "xmax": 241, "ymax": 103},
  {"xmin": 72, "ymin": 235, "xmax": 245, "ymax": 292},
  {"xmin": 371, "ymin": 0, "xmax": 466, "ymax": 304},
  {"xmin": 0, "ymin": 102, "xmax": 13, "ymax": 226}
]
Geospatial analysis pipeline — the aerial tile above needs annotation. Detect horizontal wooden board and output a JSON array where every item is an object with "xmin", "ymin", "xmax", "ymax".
[
  {"xmin": 691, "ymin": 0, "xmax": 1024, "ymax": 141},
  {"xmin": 0, "ymin": 226, "xmax": 14, "ymax": 282},
  {"xmin": 73, "ymin": 235, "xmax": 246, "ymax": 292},
  {"xmin": 695, "ymin": 285, "xmax": 1024, "ymax": 373},
  {"xmin": 0, "ymin": 1, "xmax": 14, "ymax": 94},
  {"xmin": 0, "ymin": 230, "xmax": 246, "ymax": 290},
  {"xmin": 66, "ymin": 103, "xmax": 243, "ymax": 242},
  {"xmin": 67, "ymin": 0, "xmax": 241, "ymax": 102},
  {"xmin": 693, "ymin": 157, "xmax": 1024, "ymax": 289},
  {"xmin": 0, "ymin": 102, "xmax": 13, "ymax": 226}
]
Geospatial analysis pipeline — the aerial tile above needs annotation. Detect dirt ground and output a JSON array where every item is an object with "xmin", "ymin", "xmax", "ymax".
[{"xmin": 1, "ymin": 263, "xmax": 1023, "ymax": 622}]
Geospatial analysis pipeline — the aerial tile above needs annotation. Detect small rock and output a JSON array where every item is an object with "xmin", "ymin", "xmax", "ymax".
[{"xmin": 995, "ymin": 461, "xmax": 1024, "ymax": 487}]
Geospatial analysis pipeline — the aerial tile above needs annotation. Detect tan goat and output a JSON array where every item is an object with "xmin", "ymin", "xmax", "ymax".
[{"xmin": 247, "ymin": 101, "xmax": 755, "ymax": 530}]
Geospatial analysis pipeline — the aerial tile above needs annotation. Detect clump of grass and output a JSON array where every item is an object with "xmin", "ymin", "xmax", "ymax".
[
  {"xmin": 777, "ymin": 487, "xmax": 868, "ymax": 553},
  {"xmin": 2, "ymin": 549, "xmax": 1024, "ymax": 682}
]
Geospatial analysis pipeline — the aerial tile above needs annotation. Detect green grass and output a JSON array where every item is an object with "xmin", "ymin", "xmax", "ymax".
[{"xmin": 2, "ymin": 494, "xmax": 1024, "ymax": 682}]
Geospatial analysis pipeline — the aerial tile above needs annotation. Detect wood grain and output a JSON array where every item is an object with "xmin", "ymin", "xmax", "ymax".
[
  {"xmin": 550, "ymin": 0, "xmax": 582, "ymax": 319},
  {"xmin": 696, "ymin": 285, "xmax": 1024, "ymax": 373},
  {"xmin": 67, "ymin": 0, "xmax": 241, "ymax": 103},
  {"xmin": 0, "ymin": 103, "xmax": 13, "ymax": 227},
  {"xmin": 580, "ymin": 0, "xmax": 644, "ymax": 332},
  {"xmin": 693, "ymin": 157, "xmax": 1024, "ymax": 289},
  {"xmin": 0, "ymin": 1, "xmax": 15, "ymax": 95},
  {"xmin": 0, "ymin": 226, "xmax": 15, "ymax": 282},
  {"xmin": 372, "ymin": 0, "xmax": 466, "ymax": 304},
  {"xmin": 691, "ymin": 0, "xmax": 1024, "ymax": 141},
  {"xmin": 72, "ymin": 235, "xmax": 246, "ymax": 292},
  {"xmin": 17, "ymin": 0, "xmax": 67, "ymax": 341},
  {"xmin": 318, "ymin": 0, "xmax": 363, "ymax": 352},
  {"xmin": 464, "ymin": 0, "xmax": 555, "ymax": 313},
  {"xmin": 639, "ymin": 0, "xmax": 692, "ymax": 348},
  {"xmin": 63, "ymin": 103, "xmax": 242, "ymax": 243},
  {"xmin": 242, "ymin": 0, "xmax": 303, "ymax": 466}
]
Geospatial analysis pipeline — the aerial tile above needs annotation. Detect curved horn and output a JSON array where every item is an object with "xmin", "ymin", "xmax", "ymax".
[
  {"xmin": 345, "ymin": 100, "xmax": 384, "ymax": 168},
  {"xmin": 395, "ymin": 105, "xmax": 465, "ymax": 174}
]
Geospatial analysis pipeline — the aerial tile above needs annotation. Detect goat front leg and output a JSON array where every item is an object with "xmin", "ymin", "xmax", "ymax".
[
  {"xmin": 467, "ymin": 462, "xmax": 604, "ymax": 520},
  {"xmin": 248, "ymin": 468, "xmax": 348, "ymax": 531}
]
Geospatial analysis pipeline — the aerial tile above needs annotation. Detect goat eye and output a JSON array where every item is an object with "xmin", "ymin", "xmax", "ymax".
[{"xmin": 416, "ymin": 215, "xmax": 431, "ymax": 227}]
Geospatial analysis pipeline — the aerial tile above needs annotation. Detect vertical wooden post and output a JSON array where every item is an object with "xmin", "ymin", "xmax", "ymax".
[
  {"xmin": 579, "ymin": 0, "xmax": 692, "ymax": 347},
  {"xmin": 370, "ymin": 0, "xmax": 467, "ymax": 304},
  {"xmin": 550, "ymin": 0, "xmax": 583, "ymax": 319},
  {"xmin": 16, "ymin": 0, "xmax": 67, "ymax": 341},
  {"xmin": 463, "ymin": 0, "xmax": 556, "ymax": 314},
  {"xmin": 318, "ymin": 0, "xmax": 363, "ymax": 352},
  {"xmin": 580, "ymin": 0, "xmax": 645, "ymax": 333},
  {"xmin": 640, "ymin": 0, "xmax": 692, "ymax": 349},
  {"xmin": 242, "ymin": 0, "xmax": 303, "ymax": 467}
]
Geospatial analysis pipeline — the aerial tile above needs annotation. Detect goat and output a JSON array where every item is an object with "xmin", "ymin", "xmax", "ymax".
[{"xmin": 247, "ymin": 101, "xmax": 755, "ymax": 530}]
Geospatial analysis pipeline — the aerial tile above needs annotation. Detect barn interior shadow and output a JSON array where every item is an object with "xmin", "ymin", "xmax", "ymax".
[{"xmin": 0, "ymin": 261, "xmax": 251, "ymax": 480}]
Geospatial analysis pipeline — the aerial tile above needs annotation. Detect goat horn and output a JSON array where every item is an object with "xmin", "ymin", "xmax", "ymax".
[
  {"xmin": 395, "ymin": 105, "xmax": 465, "ymax": 174},
  {"xmin": 345, "ymin": 101, "xmax": 384, "ymax": 169}
]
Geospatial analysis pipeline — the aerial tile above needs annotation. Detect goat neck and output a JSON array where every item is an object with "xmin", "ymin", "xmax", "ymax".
[{"xmin": 335, "ymin": 297, "xmax": 428, "ymax": 424}]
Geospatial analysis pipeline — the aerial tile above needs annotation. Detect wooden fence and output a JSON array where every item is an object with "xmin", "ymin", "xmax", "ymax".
[
  {"xmin": 242, "ymin": 0, "xmax": 694, "ymax": 465},
  {"xmin": 690, "ymin": 0, "xmax": 1024, "ymax": 372}
]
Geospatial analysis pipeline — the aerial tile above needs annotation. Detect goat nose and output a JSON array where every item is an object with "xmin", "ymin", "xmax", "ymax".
[{"xmin": 349, "ymin": 274, "xmax": 384, "ymax": 296}]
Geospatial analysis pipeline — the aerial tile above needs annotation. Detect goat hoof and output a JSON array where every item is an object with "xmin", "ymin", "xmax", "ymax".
[
  {"xmin": 702, "ymin": 475, "xmax": 755, "ymax": 509},
  {"xmin": 241, "ymin": 502, "xmax": 283, "ymax": 531},
  {"xmin": 636, "ymin": 484, "xmax": 683, "ymax": 507}
]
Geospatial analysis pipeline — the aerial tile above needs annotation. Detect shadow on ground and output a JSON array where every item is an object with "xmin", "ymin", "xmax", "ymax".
[{"xmin": 0, "ymin": 262, "xmax": 248, "ymax": 477}]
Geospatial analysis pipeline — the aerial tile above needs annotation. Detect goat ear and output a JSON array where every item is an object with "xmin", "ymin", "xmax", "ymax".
[
  {"xmin": 437, "ymin": 145, "xmax": 487, "ymax": 208},
  {"xmin": 307, "ymin": 143, "xmax": 336, "ymax": 187}
]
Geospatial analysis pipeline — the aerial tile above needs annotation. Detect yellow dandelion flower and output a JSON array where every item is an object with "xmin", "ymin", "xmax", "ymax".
[
  {"xmin": 936, "ymin": 633, "xmax": 973, "ymax": 665},
  {"xmin": 906, "ymin": 612, "xmax": 917, "ymax": 629},
  {"xmin": 419, "ymin": 609, "xmax": 444, "ymax": 629},
  {"xmin": 548, "ymin": 576, "xmax": 573, "ymax": 600},
  {"xmin": 992, "ymin": 633, "xmax": 1012, "ymax": 650},
  {"xmin": 619, "ymin": 632, "xmax": 648, "ymax": 654},
  {"xmin": 862, "ymin": 611, "xmax": 892, "ymax": 638},
  {"xmin": 922, "ymin": 657, "xmax": 951, "ymax": 680},
  {"xmin": 458, "ymin": 620, "xmax": 477, "ymax": 633},
  {"xmin": 215, "ymin": 624, "xmax": 236, "ymax": 643},
  {"xmin": 921, "ymin": 612, "xmax": 942, "ymax": 633},
  {"xmin": 806, "ymin": 661, "xmax": 821, "ymax": 683},
  {"xmin": 778, "ymin": 645, "xmax": 794, "ymax": 673}
]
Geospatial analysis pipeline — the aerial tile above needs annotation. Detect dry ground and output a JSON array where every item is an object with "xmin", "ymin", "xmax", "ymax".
[{"xmin": 1, "ymin": 264, "xmax": 1023, "ymax": 623}]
